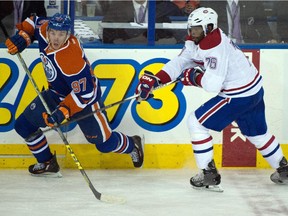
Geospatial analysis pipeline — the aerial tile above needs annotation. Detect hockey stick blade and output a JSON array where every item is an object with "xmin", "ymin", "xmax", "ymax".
[
  {"xmin": 100, "ymin": 194, "xmax": 126, "ymax": 204},
  {"xmin": 192, "ymin": 184, "xmax": 224, "ymax": 193}
]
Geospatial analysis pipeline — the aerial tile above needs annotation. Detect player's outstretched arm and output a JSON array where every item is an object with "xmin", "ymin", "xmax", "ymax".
[{"xmin": 5, "ymin": 30, "xmax": 31, "ymax": 55}]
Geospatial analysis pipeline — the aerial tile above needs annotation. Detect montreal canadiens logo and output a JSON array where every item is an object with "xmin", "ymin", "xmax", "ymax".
[{"xmin": 40, "ymin": 53, "xmax": 57, "ymax": 82}]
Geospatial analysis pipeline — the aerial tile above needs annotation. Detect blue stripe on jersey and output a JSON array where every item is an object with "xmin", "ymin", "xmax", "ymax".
[
  {"xmin": 224, "ymin": 76, "xmax": 262, "ymax": 96},
  {"xmin": 262, "ymin": 144, "xmax": 280, "ymax": 158},
  {"xmin": 193, "ymin": 147, "xmax": 213, "ymax": 154}
]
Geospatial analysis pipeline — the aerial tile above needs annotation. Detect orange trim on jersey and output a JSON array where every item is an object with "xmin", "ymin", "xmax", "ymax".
[
  {"xmin": 93, "ymin": 103, "xmax": 111, "ymax": 139},
  {"xmin": 39, "ymin": 22, "xmax": 49, "ymax": 39},
  {"xmin": 16, "ymin": 17, "xmax": 35, "ymax": 36},
  {"xmin": 55, "ymin": 36, "xmax": 86, "ymax": 76},
  {"xmin": 60, "ymin": 94, "xmax": 82, "ymax": 116}
]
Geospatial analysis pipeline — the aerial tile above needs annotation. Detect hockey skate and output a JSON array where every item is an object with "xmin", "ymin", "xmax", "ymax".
[
  {"xmin": 130, "ymin": 136, "xmax": 144, "ymax": 168},
  {"xmin": 29, "ymin": 153, "xmax": 62, "ymax": 178},
  {"xmin": 270, "ymin": 157, "xmax": 288, "ymax": 184},
  {"xmin": 190, "ymin": 160, "xmax": 223, "ymax": 192}
]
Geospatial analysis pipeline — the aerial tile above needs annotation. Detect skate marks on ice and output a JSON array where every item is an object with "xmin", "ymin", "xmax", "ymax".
[{"xmin": 0, "ymin": 169, "xmax": 288, "ymax": 216}]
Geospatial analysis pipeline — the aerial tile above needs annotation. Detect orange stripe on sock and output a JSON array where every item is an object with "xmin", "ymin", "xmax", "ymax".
[
  {"xmin": 116, "ymin": 133, "xmax": 127, "ymax": 153},
  {"xmin": 28, "ymin": 138, "xmax": 47, "ymax": 151}
]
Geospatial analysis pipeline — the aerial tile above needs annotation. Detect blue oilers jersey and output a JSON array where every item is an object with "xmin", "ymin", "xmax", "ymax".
[{"xmin": 19, "ymin": 16, "xmax": 100, "ymax": 116}]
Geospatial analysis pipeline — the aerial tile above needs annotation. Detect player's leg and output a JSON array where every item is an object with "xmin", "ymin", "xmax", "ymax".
[
  {"xmin": 76, "ymin": 101, "xmax": 144, "ymax": 168},
  {"xmin": 187, "ymin": 111, "xmax": 222, "ymax": 191},
  {"xmin": 237, "ymin": 88, "xmax": 288, "ymax": 184},
  {"xmin": 189, "ymin": 95, "xmax": 253, "ymax": 191},
  {"xmin": 246, "ymin": 133, "xmax": 288, "ymax": 184},
  {"xmin": 188, "ymin": 96, "xmax": 237, "ymax": 191},
  {"xmin": 14, "ymin": 90, "xmax": 61, "ymax": 177}
]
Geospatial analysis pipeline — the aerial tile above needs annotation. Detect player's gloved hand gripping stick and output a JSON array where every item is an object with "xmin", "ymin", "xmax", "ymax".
[
  {"xmin": 135, "ymin": 71, "xmax": 162, "ymax": 102},
  {"xmin": 37, "ymin": 73, "xmax": 181, "ymax": 136}
]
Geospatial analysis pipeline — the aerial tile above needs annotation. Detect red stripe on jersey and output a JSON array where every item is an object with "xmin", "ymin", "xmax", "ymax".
[
  {"xmin": 198, "ymin": 98, "xmax": 230, "ymax": 124},
  {"xmin": 199, "ymin": 29, "xmax": 221, "ymax": 50},
  {"xmin": 221, "ymin": 72, "xmax": 260, "ymax": 93},
  {"xmin": 258, "ymin": 135, "xmax": 275, "ymax": 151},
  {"xmin": 192, "ymin": 136, "xmax": 212, "ymax": 145},
  {"xmin": 156, "ymin": 70, "xmax": 172, "ymax": 84},
  {"xmin": 193, "ymin": 60, "xmax": 204, "ymax": 66}
]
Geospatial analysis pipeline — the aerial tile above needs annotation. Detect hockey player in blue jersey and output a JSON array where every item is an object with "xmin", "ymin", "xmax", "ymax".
[
  {"xmin": 5, "ymin": 13, "xmax": 144, "ymax": 177},
  {"xmin": 135, "ymin": 7, "xmax": 288, "ymax": 191}
]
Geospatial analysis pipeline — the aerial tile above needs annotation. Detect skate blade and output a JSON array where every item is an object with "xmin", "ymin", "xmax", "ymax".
[
  {"xmin": 31, "ymin": 171, "xmax": 62, "ymax": 178},
  {"xmin": 192, "ymin": 184, "xmax": 224, "ymax": 193},
  {"xmin": 273, "ymin": 179, "xmax": 288, "ymax": 185}
]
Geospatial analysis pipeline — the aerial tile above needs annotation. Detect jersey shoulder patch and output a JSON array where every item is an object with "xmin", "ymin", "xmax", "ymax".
[{"xmin": 199, "ymin": 28, "xmax": 221, "ymax": 50}]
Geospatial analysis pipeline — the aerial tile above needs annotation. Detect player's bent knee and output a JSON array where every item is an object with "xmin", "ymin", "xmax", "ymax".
[
  {"xmin": 85, "ymin": 135, "xmax": 101, "ymax": 146},
  {"xmin": 245, "ymin": 132, "xmax": 272, "ymax": 148},
  {"xmin": 14, "ymin": 114, "xmax": 38, "ymax": 139},
  {"xmin": 187, "ymin": 112, "xmax": 210, "ymax": 140},
  {"xmin": 94, "ymin": 133, "xmax": 118, "ymax": 153}
]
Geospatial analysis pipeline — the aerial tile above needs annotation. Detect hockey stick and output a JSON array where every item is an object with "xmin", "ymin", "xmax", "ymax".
[
  {"xmin": 0, "ymin": 20, "xmax": 9, "ymax": 39},
  {"xmin": 1, "ymin": 21, "xmax": 124, "ymax": 204},
  {"xmin": 39, "ymin": 77, "xmax": 180, "ymax": 135}
]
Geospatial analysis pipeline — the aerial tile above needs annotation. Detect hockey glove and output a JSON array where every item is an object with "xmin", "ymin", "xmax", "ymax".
[
  {"xmin": 42, "ymin": 105, "xmax": 70, "ymax": 127},
  {"xmin": 5, "ymin": 30, "xmax": 31, "ymax": 55},
  {"xmin": 136, "ymin": 71, "xmax": 161, "ymax": 102},
  {"xmin": 181, "ymin": 68, "xmax": 204, "ymax": 87}
]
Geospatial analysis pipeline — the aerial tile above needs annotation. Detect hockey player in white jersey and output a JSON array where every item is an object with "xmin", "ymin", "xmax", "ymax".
[{"xmin": 135, "ymin": 7, "xmax": 288, "ymax": 191}]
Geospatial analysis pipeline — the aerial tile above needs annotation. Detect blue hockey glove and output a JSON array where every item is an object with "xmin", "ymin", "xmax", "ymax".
[
  {"xmin": 181, "ymin": 68, "xmax": 204, "ymax": 87},
  {"xmin": 5, "ymin": 30, "xmax": 31, "ymax": 55},
  {"xmin": 136, "ymin": 71, "xmax": 161, "ymax": 102},
  {"xmin": 42, "ymin": 105, "xmax": 70, "ymax": 127}
]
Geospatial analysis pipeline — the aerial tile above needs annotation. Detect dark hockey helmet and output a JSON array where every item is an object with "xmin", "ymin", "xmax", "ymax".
[{"xmin": 48, "ymin": 13, "xmax": 72, "ymax": 32}]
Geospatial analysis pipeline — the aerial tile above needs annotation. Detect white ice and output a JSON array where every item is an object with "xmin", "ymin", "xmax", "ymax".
[{"xmin": 0, "ymin": 168, "xmax": 287, "ymax": 216}]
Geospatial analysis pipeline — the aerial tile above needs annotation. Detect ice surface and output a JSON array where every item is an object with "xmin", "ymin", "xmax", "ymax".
[{"xmin": 0, "ymin": 168, "xmax": 287, "ymax": 216}]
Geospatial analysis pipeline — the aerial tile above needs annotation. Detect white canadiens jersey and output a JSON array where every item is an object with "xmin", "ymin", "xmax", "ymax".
[{"xmin": 162, "ymin": 28, "xmax": 262, "ymax": 98}]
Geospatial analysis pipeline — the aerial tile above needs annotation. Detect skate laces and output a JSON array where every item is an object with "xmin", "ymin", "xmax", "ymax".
[
  {"xmin": 32, "ymin": 163, "xmax": 45, "ymax": 171},
  {"xmin": 192, "ymin": 172, "xmax": 204, "ymax": 182},
  {"xmin": 130, "ymin": 146, "xmax": 140, "ymax": 162}
]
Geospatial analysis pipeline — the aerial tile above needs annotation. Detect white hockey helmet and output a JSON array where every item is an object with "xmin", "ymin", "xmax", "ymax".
[{"xmin": 187, "ymin": 7, "xmax": 218, "ymax": 36}]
